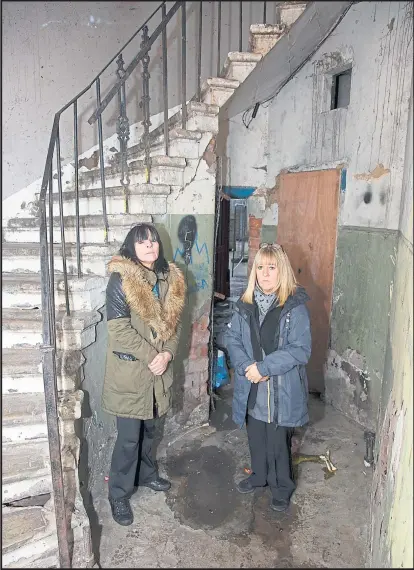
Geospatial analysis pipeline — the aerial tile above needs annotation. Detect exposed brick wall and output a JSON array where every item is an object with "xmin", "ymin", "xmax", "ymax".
[
  {"xmin": 247, "ymin": 215, "xmax": 263, "ymax": 275},
  {"xmin": 185, "ymin": 302, "xmax": 211, "ymax": 400}
]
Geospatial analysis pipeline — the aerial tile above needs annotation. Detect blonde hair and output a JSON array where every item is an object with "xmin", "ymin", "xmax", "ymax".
[{"xmin": 241, "ymin": 244, "xmax": 297, "ymax": 306}]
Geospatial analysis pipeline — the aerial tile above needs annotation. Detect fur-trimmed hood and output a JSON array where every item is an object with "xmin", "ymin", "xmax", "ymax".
[{"xmin": 108, "ymin": 257, "xmax": 186, "ymax": 342}]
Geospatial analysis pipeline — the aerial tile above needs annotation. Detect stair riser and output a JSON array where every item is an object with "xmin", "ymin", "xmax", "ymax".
[
  {"xmin": 79, "ymin": 166, "xmax": 184, "ymax": 191},
  {"xmin": 224, "ymin": 62, "xmax": 259, "ymax": 83},
  {"xmin": 2, "ymin": 473, "xmax": 52, "ymax": 504},
  {"xmin": 3, "ymin": 327, "xmax": 96, "ymax": 351},
  {"xmin": 249, "ymin": 33, "xmax": 283, "ymax": 56},
  {"xmin": 2, "ymin": 424, "xmax": 49, "ymax": 444},
  {"xmin": 4, "ymin": 224, "xmax": 143, "ymax": 245},
  {"xmin": 145, "ymin": 139, "xmax": 201, "ymax": 160},
  {"xmin": 280, "ymin": 4, "xmax": 307, "ymax": 27},
  {"xmin": 187, "ymin": 114, "xmax": 219, "ymax": 133},
  {"xmin": 3, "ymin": 374, "xmax": 76, "ymax": 394},
  {"xmin": 2, "ymin": 288, "xmax": 105, "ymax": 312},
  {"xmin": 202, "ymin": 87, "xmax": 236, "ymax": 107},
  {"xmin": 47, "ymin": 194, "xmax": 168, "ymax": 218},
  {"xmin": 3, "ymin": 255, "xmax": 110, "ymax": 276}
]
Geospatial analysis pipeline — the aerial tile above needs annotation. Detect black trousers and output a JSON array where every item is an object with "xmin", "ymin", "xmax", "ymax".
[
  {"xmin": 108, "ymin": 416, "xmax": 158, "ymax": 501},
  {"xmin": 246, "ymin": 415, "xmax": 296, "ymax": 502}
]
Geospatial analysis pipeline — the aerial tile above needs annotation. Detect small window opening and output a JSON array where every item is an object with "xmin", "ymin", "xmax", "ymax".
[{"xmin": 331, "ymin": 68, "xmax": 352, "ymax": 110}]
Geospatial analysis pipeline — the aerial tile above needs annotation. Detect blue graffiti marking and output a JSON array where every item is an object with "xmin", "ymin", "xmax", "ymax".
[{"xmin": 173, "ymin": 240, "xmax": 209, "ymax": 265}]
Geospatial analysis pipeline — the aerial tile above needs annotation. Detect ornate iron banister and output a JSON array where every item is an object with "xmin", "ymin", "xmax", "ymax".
[{"xmin": 37, "ymin": 2, "xmax": 281, "ymax": 566}]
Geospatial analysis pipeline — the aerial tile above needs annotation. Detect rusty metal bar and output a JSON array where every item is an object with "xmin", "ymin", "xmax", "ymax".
[
  {"xmin": 181, "ymin": 1, "xmax": 187, "ymax": 129},
  {"xmin": 217, "ymin": 1, "xmax": 222, "ymax": 76},
  {"xmin": 73, "ymin": 101, "xmax": 81, "ymax": 276},
  {"xmin": 263, "ymin": 1, "xmax": 267, "ymax": 23},
  {"xmin": 96, "ymin": 79, "xmax": 109, "ymax": 245},
  {"xmin": 55, "ymin": 127, "xmax": 70, "ymax": 316},
  {"xmin": 197, "ymin": 1, "xmax": 203, "ymax": 99},
  {"xmin": 239, "ymin": 1, "xmax": 243, "ymax": 52},
  {"xmin": 162, "ymin": 3, "xmax": 169, "ymax": 155}
]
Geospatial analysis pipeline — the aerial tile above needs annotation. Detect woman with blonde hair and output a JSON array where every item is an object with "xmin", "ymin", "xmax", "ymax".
[{"xmin": 224, "ymin": 243, "xmax": 311, "ymax": 513}]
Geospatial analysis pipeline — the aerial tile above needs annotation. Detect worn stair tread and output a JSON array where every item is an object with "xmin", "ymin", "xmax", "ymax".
[
  {"xmin": 202, "ymin": 77, "xmax": 240, "ymax": 90},
  {"xmin": 2, "ymin": 241, "xmax": 121, "ymax": 258},
  {"xmin": 2, "ymin": 392, "xmax": 47, "ymax": 426},
  {"xmin": 2, "ymin": 347, "xmax": 43, "ymax": 375},
  {"xmin": 49, "ymin": 183, "xmax": 171, "ymax": 201},
  {"xmin": 225, "ymin": 51, "xmax": 263, "ymax": 63},
  {"xmin": 2, "ymin": 272, "xmax": 105, "ymax": 289},
  {"xmin": 79, "ymin": 155, "xmax": 186, "ymax": 183},
  {"xmin": 249, "ymin": 23, "xmax": 286, "ymax": 35},
  {"xmin": 126, "ymin": 129, "xmax": 203, "ymax": 160},
  {"xmin": 2, "ymin": 307, "xmax": 102, "ymax": 330},
  {"xmin": 7, "ymin": 212, "xmax": 151, "ymax": 230},
  {"xmin": 2, "ymin": 441, "xmax": 51, "ymax": 484},
  {"xmin": 2, "ymin": 505, "xmax": 57, "ymax": 554}
]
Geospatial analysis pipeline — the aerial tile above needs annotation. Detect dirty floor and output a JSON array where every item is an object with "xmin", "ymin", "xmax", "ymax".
[{"xmin": 92, "ymin": 388, "xmax": 371, "ymax": 568}]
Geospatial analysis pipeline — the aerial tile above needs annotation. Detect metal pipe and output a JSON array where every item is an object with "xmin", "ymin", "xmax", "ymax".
[
  {"xmin": 217, "ymin": 1, "xmax": 221, "ymax": 75},
  {"xmin": 162, "ymin": 3, "xmax": 169, "ymax": 155},
  {"xmin": 239, "ymin": 0, "xmax": 243, "ymax": 52},
  {"xmin": 197, "ymin": 1, "xmax": 203, "ymax": 99},
  {"xmin": 96, "ymin": 79, "xmax": 109, "ymax": 244},
  {"xmin": 56, "ymin": 128, "xmax": 70, "ymax": 316},
  {"xmin": 181, "ymin": 1, "xmax": 187, "ymax": 129},
  {"xmin": 73, "ymin": 101, "xmax": 81, "ymax": 276},
  {"xmin": 263, "ymin": 1, "xmax": 267, "ymax": 24}
]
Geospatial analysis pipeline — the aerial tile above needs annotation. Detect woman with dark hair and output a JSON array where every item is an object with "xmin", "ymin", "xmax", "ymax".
[{"xmin": 102, "ymin": 223, "xmax": 186, "ymax": 526}]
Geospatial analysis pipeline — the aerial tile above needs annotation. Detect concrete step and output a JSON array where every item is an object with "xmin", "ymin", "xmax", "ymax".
[
  {"xmin": 78, "ymin": 156, "xmax": 186, "ymax": 191},
  {"xmin": 2, "ymin": 505, "xmax": 58, "ymax": 568},
  {"xmin": 2, "ymin": 390, "xmax": 83, "ymax": 446},
  {"xmin": 221, "ymin": 51, "xmax": 262, "ymax": 83},
  {"xmin": 200, "ymin": 77, "xmax": 240, "ymax": 106},
  {"xmin": 4, "ymin": 213, "xmax": 151, "ymax": 244},
  {"xmin": 249, "ymin": 23, "xmax": 286, "ymax": 56},
  {"xmin": 2, "ymin": 441, "xmax": 51, "ymax": 504},
  {"xmin": 280, "ymin": 2, "xmax": 307, "ymax": 27},
  {"xmin": 2, "ymin": 347, "xmax": 43, "ymax": 394},
  {"xmin": 127, "ymin": 129, "xmax": 203, "ymax": 162},
  {"xmin": 2, "ymin": 307, "xmax": 102, "ymax": 350},
  {"xmin": 2, "ymin": 242, "xmax": 120, "ymax": 275},
  {"xmin": 2, "ymin": 272, "xmax": 107, "ymax": 312},
  {"xmin": 46, "ymin": 183, "xmax": 171, "ymax": 218},
  {"xmin": 147, "ymin": 102, "xmax": 220, "ymax": 146}
]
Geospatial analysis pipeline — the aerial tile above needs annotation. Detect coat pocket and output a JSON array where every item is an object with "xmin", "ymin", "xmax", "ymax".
[{"xmin": 113, "ymin": 351, "xmax": 138, "ymax": 361}]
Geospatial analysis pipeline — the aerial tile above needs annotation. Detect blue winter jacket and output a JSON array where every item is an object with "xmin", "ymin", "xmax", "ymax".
[{"xmin": 224, "ymin": 287, "xmax": 312, "ymax": 428}]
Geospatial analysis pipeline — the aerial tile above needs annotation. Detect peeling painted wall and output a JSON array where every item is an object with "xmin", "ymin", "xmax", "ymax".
[
  {"xmin": 370, "ymin": 85, "xmax": 413, "ymax": 569},
  {"xmin": 2, "ymin": 1, "xmax": 275, "ymax": 201},
  {"xmin": 225, "ymin": 1, "xmax": 413, "ymax": 430}
]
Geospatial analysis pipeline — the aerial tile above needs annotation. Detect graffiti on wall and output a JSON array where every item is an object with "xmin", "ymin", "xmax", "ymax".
[{"xmin": 174, "ymin": 215, "xmax": 211, "ymax": 294}]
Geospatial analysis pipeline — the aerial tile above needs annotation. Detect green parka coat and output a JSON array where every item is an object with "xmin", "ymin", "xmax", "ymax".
[{"xmin": 102, "ymin": 257, "xmax": 186, "ymax": 420}]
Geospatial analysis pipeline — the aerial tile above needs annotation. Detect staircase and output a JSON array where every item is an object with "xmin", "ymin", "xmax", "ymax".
[{"xmin": 2, "ymin": 2, "xmax": 307, "ymax": 567}]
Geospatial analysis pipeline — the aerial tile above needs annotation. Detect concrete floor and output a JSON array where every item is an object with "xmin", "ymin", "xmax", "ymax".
[{"xmin": 92, "ymin": 385, "xmax": 372, "ymax": 568}]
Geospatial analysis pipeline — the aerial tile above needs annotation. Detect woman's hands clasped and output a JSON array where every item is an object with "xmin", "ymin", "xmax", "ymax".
[
  {"xmin": 148, "ymin": 351, "xmax": 172, "ymax": 376},
  {"xmin": 245, "ymin": 362, "xmax": 269, "ymax": 383}
]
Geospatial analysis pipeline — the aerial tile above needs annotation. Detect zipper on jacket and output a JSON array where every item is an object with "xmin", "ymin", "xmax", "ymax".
[{"xmin": 277, "ymin": 311, "xmax": 291, "ymax": 424}]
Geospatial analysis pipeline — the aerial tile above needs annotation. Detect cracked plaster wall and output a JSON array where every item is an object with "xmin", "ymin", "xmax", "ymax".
[{"xmin": 225, "ymin": 1, "xmax": 413, "ymax": 431}]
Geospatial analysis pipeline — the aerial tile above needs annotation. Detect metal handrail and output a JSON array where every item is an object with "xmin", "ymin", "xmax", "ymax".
[{"xmin": 37, "ymin": 2, "xmax": 279, "ymax": 566}]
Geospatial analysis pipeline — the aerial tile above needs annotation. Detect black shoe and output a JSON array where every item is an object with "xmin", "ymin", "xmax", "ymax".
[
  {"xmin": 141, "ymin": 477, "xmax": 171, "ymax": 492},
  {"xmin": 270, "ymin": 498, "xmax": 289, "ymax": 512},
  {"xmin": 109, "ymin": 497, "xmax": 133, "ymax": 526},
  {"xmin": 236, "ymin": 477, "xmax": 257, "ymax": 494}
]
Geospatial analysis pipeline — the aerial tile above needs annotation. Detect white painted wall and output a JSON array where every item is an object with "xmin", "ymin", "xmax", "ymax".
[
  {"xmin": 2, "ymin": 1, "xmax": 278, "ymax": 201},
  {"xmin": 226, "ymin": 1, "xmax": 413, "ymax": 230}
]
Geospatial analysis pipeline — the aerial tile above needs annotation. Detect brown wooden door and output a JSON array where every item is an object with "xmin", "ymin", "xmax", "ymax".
[{"xmin": 276, "ymin": 169, "xmax": 340, "ymax": 394}]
